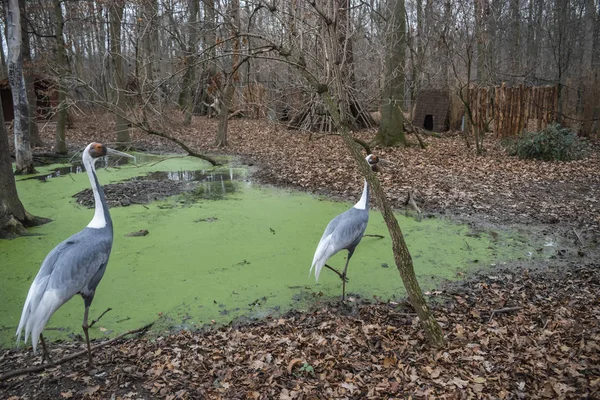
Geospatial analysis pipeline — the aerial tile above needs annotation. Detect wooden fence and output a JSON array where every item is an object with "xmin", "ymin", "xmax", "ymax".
[{"xmin": 469, "ymin": 84, "xmax": 559, "ymax": 138}]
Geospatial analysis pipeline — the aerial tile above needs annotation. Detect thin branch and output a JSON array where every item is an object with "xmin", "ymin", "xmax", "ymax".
[
  {"xmin": 0, "ymin": 322, "xmax": 155, "ymax": 382},
  {"xmin": 89, "ymin": 308, "xmax": 113, "ymax": 328},
  {"xmin": 145, "ymin": 127, "xmax": 219, "ymax": 166},
  {"xmin": 488, "ymin": 306, "xmax": 522, "ymax": 322},
  {"xmin": 573, "ymin": 228, "xmax": 584, "ymax": 246}
]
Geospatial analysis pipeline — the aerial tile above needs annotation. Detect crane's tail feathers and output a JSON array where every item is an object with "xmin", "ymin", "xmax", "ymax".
[
  {"xmin": 19, "ymin": 290, "xmax": 61, "ymax": 353},
  {"xmin": 16, "ymin": 277, "xmax": 50, "ymax": 346},
  {"xmin": 310, "ymin": 234, "xmax": 336, "ymax": 282},
  {"xmin": 310, "ymin": 259, "xmax": 327, "ymax": 282}
]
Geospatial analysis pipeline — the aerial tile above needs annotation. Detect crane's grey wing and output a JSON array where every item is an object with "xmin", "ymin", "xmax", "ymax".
[
  {"xmin": 16, "ymin": 229, "xmax": 112, "ymax": 351},
  {"xmin": 310, "ymin": 209, "xmax": 368, "ymax": 281},
  {"xmin": 329, "ymin": 209, "xmax": 368, "ymax": 251}
]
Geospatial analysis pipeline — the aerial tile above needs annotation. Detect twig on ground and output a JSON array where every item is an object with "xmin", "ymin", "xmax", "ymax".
[
  {"xmin": 573, "ymin": 228, "xmax": 584, "ymax": 246},
  {"xmin": 488, "ymin": 306, "xmax": 522, "ymax": 322},
  {"xmin": 0, "ymin": 322, "xmax": 155, "ymax": 382},
  {"xmin": 364, "ymin": 234, "xmax": 384, "ymax": 239}
]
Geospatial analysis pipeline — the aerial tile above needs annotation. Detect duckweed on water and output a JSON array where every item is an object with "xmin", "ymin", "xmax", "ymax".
[{"xmin": 0, "ymin": 155, "xmax": 536, "ymax": 348}]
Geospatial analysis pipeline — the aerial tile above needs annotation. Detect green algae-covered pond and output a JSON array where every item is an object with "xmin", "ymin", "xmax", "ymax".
[{"xmin": 0, "ymin": 155, "xmax": 534, "ymax": 349}]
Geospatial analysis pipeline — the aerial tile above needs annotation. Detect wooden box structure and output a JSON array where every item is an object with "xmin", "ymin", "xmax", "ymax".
[{"xmin": 413, "ymin": 89, "xmax": 450, "ymax": 132}]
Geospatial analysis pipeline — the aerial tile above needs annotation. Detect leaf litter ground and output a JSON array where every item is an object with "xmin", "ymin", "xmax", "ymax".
[{"xmin": 2, "ymin": 115, "xmax": 599, "ymax": 399}]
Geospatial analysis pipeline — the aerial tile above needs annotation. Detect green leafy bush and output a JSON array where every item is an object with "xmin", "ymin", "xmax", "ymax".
[{"xmin": 505, "ymin": 124, "xmax": 589, "ymax": 161}]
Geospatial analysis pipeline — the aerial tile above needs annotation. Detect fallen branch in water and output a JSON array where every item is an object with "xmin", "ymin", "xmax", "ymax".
[
  {"xmin": 89, "ymin": 308, "xmax": 113, "ymax": 328},
  {"xmin": 0, "ymin": 321, "xmax": 155, "ymax": 381},
  {"xmin": 144, "ymin": 128, "xmax": 219, "ymax": 165}
]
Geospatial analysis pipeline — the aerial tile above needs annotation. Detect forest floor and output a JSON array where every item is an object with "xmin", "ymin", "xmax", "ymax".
[{"xmin": 1, "ymin": 114, "xmax": 599, "ymax": 399}]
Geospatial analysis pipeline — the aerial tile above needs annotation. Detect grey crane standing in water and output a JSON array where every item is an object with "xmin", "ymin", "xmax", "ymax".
[
  {"xmin": 16, "ymin": 142, "xmax": 134, "ymax": 366},
  {"xmin": 310, "ymin": 154, "xmax": 381, "ymax": 301}
]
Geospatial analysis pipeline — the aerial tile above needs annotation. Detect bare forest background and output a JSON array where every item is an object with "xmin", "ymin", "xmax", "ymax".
[{"xmin": 1, "ymin": 0, "xmax": 599, "ymax": 156}]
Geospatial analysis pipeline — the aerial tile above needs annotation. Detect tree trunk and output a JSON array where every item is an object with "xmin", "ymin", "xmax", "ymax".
[
  {"xmin": 200, "ymin": 0, "xmax": 217, "ymax": 116},
  {"xmin": 509, "ymin": 0, "xmax": 520, "ymax": 81},
  {"xmin": 19, "ymin": 0, "xmax": 42, "ymax": 148},
  {"xmin": 474, "ymin": 0, "xmax": 490, "ymax": 84},
  {"xmin": 138, "ymin": 0, "xmax": 157, "ymax": 107},
  {"xmin": 215, "ymin": 0, "xmax": 240, "ymax": 147},
  {"xmin": 0, "ymin": 91, "xmax": 49, "ymax": 238},
  {"xmin": 582, "ymin": 0, "xmax": 595, "ymax": 73},
  {"xmin": 180, "ymin": 0, "xmax": 199, "ymax": 125},
  {"xmin": 53, "ymin": 0, "xmax": 68, "ymax": 154},
  {"xmin": 323, "ymin": 92, "xmax": 445, "ymax": 348},
  {"xmin": 109, "ymin": 0, "xmax": 131, "ymax": 150},
  {"xmin": 376, "ymin": 0, "xmax": 406, "ymax": 146},
  {"xmin": 216, "ymin": 80, "xmax": 234, "ymax": 147},
  {"xmin": 0, "ymin": 14, "xmax": 7, "ymax": 80},
  {"xmin": 6, "ymin": 0, "xmax": 35, "ymax": 174}
]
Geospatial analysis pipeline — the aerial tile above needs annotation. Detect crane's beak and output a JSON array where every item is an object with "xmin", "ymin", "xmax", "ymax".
[{"xmin": 106, "ymin": 147, "xmax": 136, "ymax": 164}]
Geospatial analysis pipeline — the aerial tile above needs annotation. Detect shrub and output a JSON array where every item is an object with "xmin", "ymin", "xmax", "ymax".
[{"xmin": 505, "ymin": 124, "xmax": 589, "ymax": 161}]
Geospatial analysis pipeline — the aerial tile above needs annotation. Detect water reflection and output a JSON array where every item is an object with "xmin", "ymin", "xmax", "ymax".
[
  {"xmin": 131, "ymin": 168, "xmax": 243, "ymax": 201},
  {"xmin": 24, "ymin": 156, "xmax": 133, "ymax": 182}
]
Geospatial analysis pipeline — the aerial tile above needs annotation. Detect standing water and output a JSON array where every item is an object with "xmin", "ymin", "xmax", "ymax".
[{"xmin": 0, "ymin": 154, "xmax": 534, "ymax": 348}]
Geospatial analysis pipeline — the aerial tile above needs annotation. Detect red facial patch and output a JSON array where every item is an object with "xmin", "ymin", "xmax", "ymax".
[{"xmin": 89, "ymin": 143, "xmax": 107, "ymax": 158}]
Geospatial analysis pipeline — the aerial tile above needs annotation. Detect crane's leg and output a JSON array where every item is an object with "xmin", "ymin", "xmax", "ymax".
[
  {"xmin": 39, "ymin": 333, "xmax": 54, "ymax": 365},
  {"xmin": 82, "ymin": 305, "xmax": 93, "ymax": 367},
  {"xmin": 340, "ymin": 252, "xmax": 353, "ymax": 302}
]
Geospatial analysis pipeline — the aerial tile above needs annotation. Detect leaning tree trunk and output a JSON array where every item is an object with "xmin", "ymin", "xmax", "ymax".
[
  {"xmin": 19, "ymin": 0, "xmax": 43, "ymax": 148},
  {"xmin": 322, "ymin": 90, "xmax": 445, "ymax": 347},
  {"xmin": 109, "ymin": 0, "xmax": 131, "ymax": 150},
  {"xmin": 376, "ymin": 0, "xmax": 406, "ymax": 147},
  {"xmin": 53, "ymin": 0, "xmax": 68, "ymax": 154},
  {"xmin": 6, "ymin": 0, "xmax": 35, "ymax": 174},
  {"xmin": 277, "ymin": 38, "xmax": 445, "ymax": 348},
  {"xmin": 0, "ymin": 93, "xmax": 48, "ymax": 238}
]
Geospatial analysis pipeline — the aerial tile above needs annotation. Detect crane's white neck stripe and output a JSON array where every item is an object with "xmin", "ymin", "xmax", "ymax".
[
  {"xmin": 353, "ymin": 180, "xmax": 369, "ymax": 210},
  {"xmin": 83, "ymin": 148, "xmax": 107, "ymax": 229}
]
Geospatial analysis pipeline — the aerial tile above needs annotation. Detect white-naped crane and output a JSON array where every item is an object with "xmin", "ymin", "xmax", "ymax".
[
  {"xmin": 16, "ymin": 142, "xmax": 134, "ymax": 366},
  {"xmin": 310, "ymin": 154, "xmax": 381, "ymax": 301}
]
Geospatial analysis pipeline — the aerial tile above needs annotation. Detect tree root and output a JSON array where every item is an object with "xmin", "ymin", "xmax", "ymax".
[{"xmin": 0, "ymin": 322, "xmax": 155, "ymax": 382}]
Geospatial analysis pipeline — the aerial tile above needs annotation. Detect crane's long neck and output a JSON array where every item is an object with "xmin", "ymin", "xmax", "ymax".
[
  {"xmin": 353, "ymin": 179, "xmax": 370, "ymax": 210},
  {"xmin": 85, "ymin": 159, "xmax": 112, "ymax": 231}
]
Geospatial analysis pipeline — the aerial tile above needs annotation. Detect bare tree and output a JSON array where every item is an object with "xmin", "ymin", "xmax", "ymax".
[
  {"xmin": 54, "ymin": 0, "xmax": 68, "ymax": 154},
  {"xmin": 0, "ymin": 94, "xmax": 47, "ymax": 237},
  {"xmin": 178, "ymin": 0, "xmax": 200, "ymax": 125},
  {"xmin": 216, "ymin": 0, "xmax": 242, "ymax": 147},
  {"xmin": 6, "ymin": 0, "xmax": 34, "ymax": 174},
  {"xmin": 376, "ymin": 0, "xmax": 407, "ymax": 146},
  {"xmin": 108, "ymin": 0, "xmax": 131, "ymax": 149},
  {"xmin": 19, "ymin": 0, "xmax": 43, "ymax": 148}
]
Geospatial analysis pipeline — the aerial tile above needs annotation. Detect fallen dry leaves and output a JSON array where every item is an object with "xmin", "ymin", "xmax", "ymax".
[
  {"xmin": 1, "ymin": 263, "xmax": 598, "ymax": 399},
  {"xmin": 3, "ymin": 113, "xmax": 598, "ymax": 398}
]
